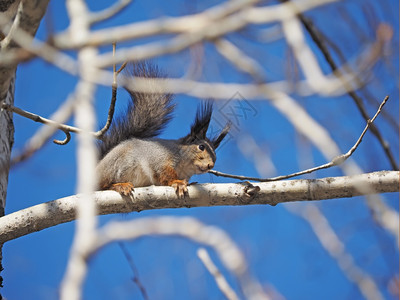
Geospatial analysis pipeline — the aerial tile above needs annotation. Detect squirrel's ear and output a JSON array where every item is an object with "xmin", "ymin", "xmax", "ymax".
[
  {"xmin": 189, "ymin": 100, "xmax": 213, "ymax": 140},
  {"xmin": 180, "ymin": 101, "xmax": 213, "ymax": 143},
  {"xmin": 212, "ymin": 122, "xmax": 231, "ymax": 149},
  {"xmin": 193, "ymin": 101, "xmax": 213, "ymax": 138}
]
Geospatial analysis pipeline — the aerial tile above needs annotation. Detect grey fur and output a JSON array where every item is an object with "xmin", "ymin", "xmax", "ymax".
[{"xmin": 97, "ymin": 138, "xmax": 208, "ymax": 188}]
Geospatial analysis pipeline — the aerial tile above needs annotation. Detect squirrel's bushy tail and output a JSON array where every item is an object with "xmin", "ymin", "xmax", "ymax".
[{"xmin": 99, "ymin": 62, "xmax": 175, "ymax": 158}]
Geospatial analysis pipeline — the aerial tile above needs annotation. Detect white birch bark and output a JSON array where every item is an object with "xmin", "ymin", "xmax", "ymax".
[{"xmin": 0, "ymin": 170, "xmax": 397, "ymax": 244}]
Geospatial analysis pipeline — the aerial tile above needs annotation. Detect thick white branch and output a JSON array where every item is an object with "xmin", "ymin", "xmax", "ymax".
[
  {"xmin": 60, "ymin": 1, "xmax": 98, "ymax": 299},
  {"xmin": 0, "ymin": 171, "xmax": 397, "ymax": 244}
]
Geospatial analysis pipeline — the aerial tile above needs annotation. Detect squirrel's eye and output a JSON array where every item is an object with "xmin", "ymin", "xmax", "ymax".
[{"xmin": 198, "ymin": 144, "xmax": 205, "ymax": 151}]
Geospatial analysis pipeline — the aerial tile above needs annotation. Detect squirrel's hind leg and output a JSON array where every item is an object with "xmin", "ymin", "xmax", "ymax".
[{"xmin": 110, "ymin": 182, "xmax": 134, "ymax": 196}]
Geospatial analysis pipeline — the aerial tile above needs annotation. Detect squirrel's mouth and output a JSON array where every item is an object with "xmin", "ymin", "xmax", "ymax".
[{"xmin": 197, "ymin": 166, "xmax": 209, "ymax": 173}]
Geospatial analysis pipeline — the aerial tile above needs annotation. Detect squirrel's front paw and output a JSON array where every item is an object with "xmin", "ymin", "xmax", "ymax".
[
  {"xmin": 170, "ymin": 180, "xmax": 188, "ymax": 198},
  {"xmin": 110, "ymin": 182, "xmax": 134, "ymax": 196}
]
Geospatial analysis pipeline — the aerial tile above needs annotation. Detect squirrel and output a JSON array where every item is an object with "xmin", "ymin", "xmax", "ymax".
[{"xmin": 96, "ymin": 62, "xmax": 230, "ymax": 198}]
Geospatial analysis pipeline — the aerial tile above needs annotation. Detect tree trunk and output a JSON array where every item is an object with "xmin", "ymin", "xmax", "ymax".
[
  {"xmin": 0, "ymin": 70, "xmax": 15, "ymax": 291},
  {"xmin": 0, "ymin": 0, "xmax": 50, "ymax": 293}
]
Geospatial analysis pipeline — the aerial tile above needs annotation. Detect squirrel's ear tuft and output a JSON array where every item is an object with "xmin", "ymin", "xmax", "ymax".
[
  {"xmin": 211, "ymin": 122, "xmax": 231, "ymax": 149},
  {"xmin": 193, "ymin": 101, "xmax": 213, "ymax": 138},
  {"xmin": 180, "ymin": 101, "xmax": 213, "ymax": 144}
]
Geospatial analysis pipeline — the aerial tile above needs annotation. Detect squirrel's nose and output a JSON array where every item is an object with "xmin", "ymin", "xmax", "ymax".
[{"xmin": 208, "ymin": 163, "xmax": 214, "ymax": 170}]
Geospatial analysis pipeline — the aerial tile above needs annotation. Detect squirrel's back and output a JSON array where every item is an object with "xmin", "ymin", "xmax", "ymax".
[
  {"xmin": 97, "ymin": 137, "xmax": 180, "ymax": 188},
  {"xmin": 98, "ymin": 62, "xmax": 175, "ymax": 158}
]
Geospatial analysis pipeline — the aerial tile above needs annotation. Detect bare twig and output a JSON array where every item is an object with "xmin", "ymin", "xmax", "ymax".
[
  {"xmin": 360, "ymin": 90, "xmax": 399, "ymax": 133},
  {"xmin": 118, "ymin": 242, "xmax": 149, "ymax": 300},
  {"xmin": 55, "ymin": 129, "xmax": 71, "ymax": 145},
  {"xmin": 1, "ymin": 102, "xmax": 81, "ymax": 143},
  {"xmin": 96, "ymin": 86, "xmax": 117, "ymax": 140},
  {"xmin": 95, "ymin": 43, "xmax": 120, "ymax": 139},
  {"xmin": 282, "ymin": 1, "xmax": 398, "ymax": 170},
  {"xmin": 307, "ymin": 26, "xmax": 399, "ymax": 133},
  {"xmin": 2, "ymin": 91, "xmax": 115, "ymax": 147},
  {"xmin": 197, "ymin": 248, "xmax": 239, "ymax": 300},
  {"xmin": 10, "ymin": 93, "xmax": 77, "ymax": 166},
  {"xmin": 210, "ymin": 96, "xmax": 389, "ymax": 182},
  {"xmin": 116, "ymin": 61, "xmax": 127, "ymax": 74},
  {"xmin": 5, "ymin": 43, "xmax": 123, "ymax": 153},
  {"xmin": 271, "ymin": 91, "xmax": 399, "ymax": 244}
]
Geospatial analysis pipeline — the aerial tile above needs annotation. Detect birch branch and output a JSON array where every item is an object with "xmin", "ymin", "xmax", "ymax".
[
  {"xmin": 54, "ymin": 0, "xmax": 335, "ymax": 49},
  {"xmin": 10, "ymin": 47, "xmax": 121, "ymax": 164},
  {"xmin": 0, "ymin": 170, "xmax": 397, "ymax": 244},
  {"xmin": 210, "ymin": 95, "xmax": 389, "ymax": 182},
  {"xmin": 197, "ymin": 248, "xmax": 240, "ymax": 300},
  {"xmin": 289, "ymin": 6, "xmax": 398, "ymax": 170},
  {"xmin": 288, "ymin": 204, "xmax": 385, "ymax": 300},
  {"xmin": 267, "ymin": 92, "xmax": 399, "ymax": 243},
  {"xmin": 89, "ymin": 0, "xmax": 132, "ymax": 25},
  {"xmin": 59, "ymin": 0, "xmax": 98, "ymax": 299},
  {"xmin": 94, "ymin": 217, "xmax": 269, "ymax": 300},
  {"xmin": 233, "ymin": 105, "xmax": 387, "ymax": 296}
]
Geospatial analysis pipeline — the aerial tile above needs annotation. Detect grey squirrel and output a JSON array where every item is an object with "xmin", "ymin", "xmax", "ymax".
[{"xmin": 96, "ymin": 63, "xmax": 230, "ymax": 197}]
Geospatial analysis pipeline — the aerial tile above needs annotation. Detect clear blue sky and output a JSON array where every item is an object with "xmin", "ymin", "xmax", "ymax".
[{"xmin": 3, "ymin": 0, "xmax": 399, "ymax": 299}]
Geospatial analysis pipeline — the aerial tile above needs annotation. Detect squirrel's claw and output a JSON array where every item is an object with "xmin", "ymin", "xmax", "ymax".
[
  {"xmin": 170, "ymin": 180, "xmax": 188, "ymax": 198},
  {"xmin": 110, "ymin": 182, "xmax": 134, "ymax": 196}
]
